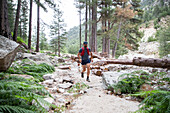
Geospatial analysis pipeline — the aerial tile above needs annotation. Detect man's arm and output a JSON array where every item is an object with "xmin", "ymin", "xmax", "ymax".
[
  {"xmin": 90, "ymin": 52, "xmax": 93, "ymax": 62},
  {"xmin": 77, "ymin": 52, "xmax": 81, "ymax": 63}
]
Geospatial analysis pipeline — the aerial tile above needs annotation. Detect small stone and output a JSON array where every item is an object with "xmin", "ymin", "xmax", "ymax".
[
  {"xmin": 84, "ymin": 90, "xmax": 88, "ymax": 94},
  {"xmin": 58, "ymin": 98, "xmax": 66, "ymax": 103},
  {"xmin": 48, "ymin": 85, "xmax": 53, "ymax": 88},
  {"xmin": 57, "ymin": 88, "xmax": 65, "ymax": 93},
  {"xmin": 43, "ymin": 74, "xmax": 53, "ymax": 80},
  {"xmin": 79, "ymin": 90, "xmax": 84, "ymax": 94},
  {"xmin": 125, "ymin": 96, "xmax": 131, "ymax": 100},
  {"xmin": 58, "ymin": 83, "xmax": 72, "ymax": 89},
  {"xmin": 63, "ymin": 92, "xmax": 70, "ymax": 96},
  {"xmin": 44, "ymin": 79, "xmax": 53, "ymax": 85},
  {"xmin": 54, "ymin": 78, "xmax": 59, "ymax": 82},
  {"xmin": 51, "ymin": 88, "xmax": 58, "ymax": 93},
  {"xmin": 58, "ymin": 79, "xmax": 63, "ymax": 83},
  {"xmin": 107, "ymin": 91, "xmax": 112, "ymax": 95}
]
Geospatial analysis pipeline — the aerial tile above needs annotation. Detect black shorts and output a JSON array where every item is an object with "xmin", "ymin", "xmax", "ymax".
[{"xmin": 81, "ymin": 59, "xmax": 91, "ymax": 65}]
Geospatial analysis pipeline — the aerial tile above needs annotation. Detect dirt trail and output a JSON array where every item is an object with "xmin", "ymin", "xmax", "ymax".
[{"xmin": 65, "ymin": 63, "xmax": 140, "ymax": 113}]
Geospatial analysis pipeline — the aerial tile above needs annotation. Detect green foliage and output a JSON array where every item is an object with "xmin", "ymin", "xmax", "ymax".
[
  {"xmin": 110, "ymin": 70, "xmax": 169, "ymax": 113},
  {"xmin": 147, "ymin": 36, "xmax": 158, "ymax": 42},
  {"xmin": 110, "ymin": 70, "xmax": 168, "ymax": 94},
  {"xmin": 0, "ymin": 76, "xmax": 56, "ymax": 113},
  {"xmin": 158, "ymin": 27, "xmax": 170, "ymax": 57},
  {"xmin": 68, "ymin": 82, "xmax": 88, "ymax": 93},
  {"xmin": 145, "ymin": 22, "xmax": 149, "ymax": 28},
  {"xmin": 6, "ymin": 59, "xmax": 55, "ymax": 81},
  {"xmin": 11, "ymin": 32, "xmax": 27, "ymax": 44},
  {"xmin": 141, "ymin": 0, "xmax": 170, "ymax": 22},
  {"xmin": 7, "ymin": 0, "xmax": 15, "ymax": 32},
  {"xmin": 132, "ymin": 90, "xmax": 170, "ymax": 113},
  {"xmin": 112, "ymin": 71, "xmax": 148, "ymax": 94}
]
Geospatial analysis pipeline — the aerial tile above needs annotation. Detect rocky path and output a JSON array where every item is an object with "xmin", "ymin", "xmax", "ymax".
[{"xmin": 63, "ymin": 63, "xmax": 140, "ymax": 113}]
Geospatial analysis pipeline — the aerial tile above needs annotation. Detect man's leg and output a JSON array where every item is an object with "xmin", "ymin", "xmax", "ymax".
[
  {"xmin": 86, "ymin": 63, "xmax": 90, "ymax": 82},
  {"xmin": 81, "ymin": 65, "xmax": 86, "ymax": 78}
]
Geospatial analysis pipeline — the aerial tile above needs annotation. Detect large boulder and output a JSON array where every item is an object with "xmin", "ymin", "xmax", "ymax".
[
  {"xmin": 0, "ymin": 35, "xmax": 20, "ymax": 71},
  {"xmin": 102, "ymin": 70, "xmax": 132, "ymax": 89},
  {"xmin": 22, "ymin": 53, "xmax": 53, "ymax": 66}
]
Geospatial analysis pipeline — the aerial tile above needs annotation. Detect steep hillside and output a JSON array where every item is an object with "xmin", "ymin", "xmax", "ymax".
[
  {"xmin": 119, "ymin": 15, "xmax": 170, "ymax": 59},
  {"xmin": 141, "ymin": 0, "xmax": 170, "ymax": 22}
]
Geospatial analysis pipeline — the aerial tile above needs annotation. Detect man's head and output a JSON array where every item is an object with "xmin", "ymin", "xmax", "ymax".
[{"xmin": 83, "ymin": 41, "xmax": 88, "ymax": 47}]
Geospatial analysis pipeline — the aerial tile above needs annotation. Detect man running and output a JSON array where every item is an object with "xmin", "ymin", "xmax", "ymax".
[{"xmin": 77, "ymin": 41, "xmax": 92, "ymax": 82}]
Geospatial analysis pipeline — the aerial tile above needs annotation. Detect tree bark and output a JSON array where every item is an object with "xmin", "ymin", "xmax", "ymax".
[
  {"xmin": 28, "ymin": 0, "xmax": 33, "ymax": 50},
  {"xmin": 92, "ymin": 0, "xmax": 97, "ymax": 52},
  {"xmin": 85, "ymin": 0, "xmax": 88, "ymax": 41},
  {"xmin": 102, "ymin": 9, "xmax": 106, "ymax": 53},
  {"xmin": 79, "ymin": 4, "xmax": 82, "ymax": 48},
  {"xmin": 13, "ymin": 0, "xmax": 21, "ymax": 41},
  {"xmin": 91, "ymin": 57, "xmax": 170, "ymax": 69},
  {"xmin": 112, "ymin": 18, "xmax": 122, "ymax": 58},
  {"xmin": 89, "ymin": 0, "xmax": 92, "ymax": 49},
  {"xmin": 0, "ymin": 0, "xmax": 12, "ymax": 39},
  {"xmin": 36, "ymin": 0, "xmax": 40, "ymax": 52},
  {"xmin": 107, "ymin": 20, "xmax": 110, "ymax": 56}
]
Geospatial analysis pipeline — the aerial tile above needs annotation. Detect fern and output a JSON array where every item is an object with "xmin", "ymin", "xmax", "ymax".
[
  {"xmin": 0, "ymin": 105, "xmax": 34, "ymax": 113},
  {"xmin": 112, "ymin": 70, "xmax": 169, "ymax": 94},
  {"xmin": 134, "ymin": 90, "xmax": 170, "ymax": 113},
  {"xmin": 6, "ymin": 60, "xmax": 55, "ymax": 81},
  {"xmin": 0, "ymin": 76, "xmax": 56, "ymax": 113}
]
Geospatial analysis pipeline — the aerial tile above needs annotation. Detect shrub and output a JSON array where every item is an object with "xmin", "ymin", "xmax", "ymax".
[
  {"xmin": 159, "ymin": 27, "xmax": 170, "ymax": 58},
  {"xmin": 147, "ymin": 36, "xmax": 158, "ymax": 42},
  {"xmin": 132, "ymin": 90, "xmax": 170, "ymax": 113},
  {"xmin": 111, "ymin": 70, "xmax": 168, "ymax": 94},
  {"xmin": 6, "ymin": 60, "xmax": 55, "ymax": 81},
  {"xmin": 0, "ymin": 76, "xmax": 56, "ymax": 113}
]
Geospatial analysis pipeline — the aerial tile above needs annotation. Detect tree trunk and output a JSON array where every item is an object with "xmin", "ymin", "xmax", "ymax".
[
  {"xmin": 79, "ymin": 5, "xmax": 82, "ymax": 48},
  {"xmin": 13, "ymin": 0, "xmax": 21, "ymax": 41},
  {"xmin": 107, "ymin": 20, "xmax": 110, "ymax": 56},
  {"xmin": 28, "ymin": 0, "xmax": 33, "ymax": 50},
  {"xmin": 58, "ymin": 19, "xmax": 60, "ymax": 57},
  {"xmin": 102, "ymin": 8, "xmax": 106, "ymax": 53},
  {"xmin": 19, "ymin": 20, "xmax": 22, "ymax": 37},
  {"xmin": 112, "ymin": 19, "xmax": 122, "ymax": 58},
  {"xmin": 0, "ymin": 0, "xmax": 12, "ymax": 39},
  {"xmin": 36, "ymin": 0, "xmax": 40, "ymax": 52},
  {"xmin": 91, "ymin": 57, "xmax": 170, "ymax": 69},
  {"xmin": 85, "ymin": 0, "xmax": 88, "ymax": 41},
  {"xmin": 92, "ymin": 0, "xmax": 97, "ymax": 52},
  {"xmin": 89, "ymin": 0, "xmax": 92, "ymax": 49}
]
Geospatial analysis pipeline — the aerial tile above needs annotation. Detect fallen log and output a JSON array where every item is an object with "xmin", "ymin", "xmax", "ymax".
[
  {"xmin": 92, "ymin": 53, "xmax": 103, "ymax": 59},
  {"xmin": 91, "ymin": 57, "xmax": 170, "ymax": 69},
  {"xmin": 133, "ymin": 57, "xmax": 170, "ymax": 69}
]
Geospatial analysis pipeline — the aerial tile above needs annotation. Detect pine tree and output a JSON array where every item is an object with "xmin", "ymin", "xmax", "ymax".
[
  {"xmin": 74, "ymin": 0, "xmax": 85, "ymax": 48},
  {"xmin": 36, "ymin": 0, "xmax": 40, "ymax": 52},
  {"xmin": 28, "ymin": 0, "xmax": 33, "ymax": 50},
  {"xmin": 50, "ymin": 5, "xmax": 67, "ymax": 56},
  {"xmin": 91, "ymin": 0, "xmax": 97, "ymax": 52},
  {"xmin": 13, "ymin": 0, "xmax": 21, "ymax": 41},
  {"xmin": 20, "ymin": 0, "xmax": 28, "ymax": 42},
  {"xmin": 159, "ymin": 27, "xmax": 170, "ymax": 57},
  {"xmin": 39, "ymin": 26, "xmax": 48, "ymax": 50},
  {"xmin": 7, "ymin": 0, "xmax": 15, "ymax": 32}
]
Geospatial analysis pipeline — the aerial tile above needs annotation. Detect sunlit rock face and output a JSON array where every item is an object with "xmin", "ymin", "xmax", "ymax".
[{"xmin": 0, "ymin": 35, "xmax": 20, "ymax": 71}]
